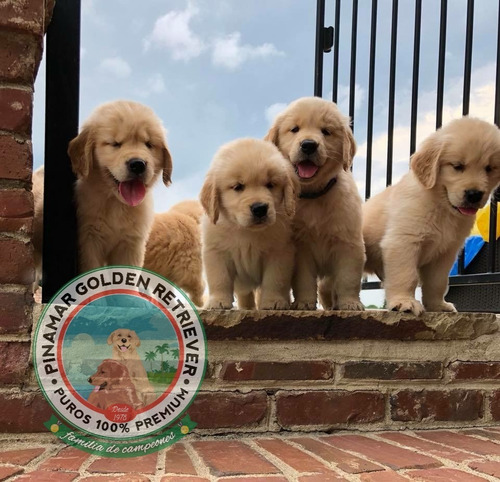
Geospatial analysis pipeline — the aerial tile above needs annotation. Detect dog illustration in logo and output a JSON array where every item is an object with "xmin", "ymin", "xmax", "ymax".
[
  {"xmin": 87, "ymin": 359, "xmax": 143, "ymax": 410},
  {"xmin": 107, "ymin": 329, "xmax": 157, "ymax": 406}
]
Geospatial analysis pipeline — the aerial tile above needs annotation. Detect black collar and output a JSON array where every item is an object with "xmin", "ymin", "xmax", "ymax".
[{"xmin": 299, "ymin": 177, "xmax": 337, "ymax": 199}]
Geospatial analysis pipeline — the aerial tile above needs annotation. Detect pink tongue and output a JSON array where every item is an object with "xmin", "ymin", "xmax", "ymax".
[
  {"xmin": 120, "ymin": 346, "xmax": 127, "ymax": 352},
  {"xmin": 297, "ymin": 161, "xmax": 319, "ymax": 179},
  {"xmin": 93, "ymin": 386, "xmax": 99, "ymax": 393},
  {"xmin": 458, "ymin": 207, "xmax": 478, "ymax": 216},
  {"xmin": 118, "ymin": 179, "xmax": 146, "ymax": 206}
]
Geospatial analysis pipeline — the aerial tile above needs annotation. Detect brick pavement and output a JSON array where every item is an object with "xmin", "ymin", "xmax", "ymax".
[{"xmin": 2, "ymin": 428, "xmax": 500, "ymax": 481}]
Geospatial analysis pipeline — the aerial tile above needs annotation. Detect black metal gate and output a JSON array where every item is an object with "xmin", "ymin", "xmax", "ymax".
[{"xmin": 314, "ymin": 0, "xmax": 500, "ymax": 310}]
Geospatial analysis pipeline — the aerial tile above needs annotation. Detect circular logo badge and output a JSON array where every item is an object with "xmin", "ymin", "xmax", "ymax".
[{"xmin": 34, "ymin": 267, "xmax": 207, "ymax": 441}]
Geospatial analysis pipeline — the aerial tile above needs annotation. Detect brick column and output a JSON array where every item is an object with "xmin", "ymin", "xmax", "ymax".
[{"xmin": 0, "ymin": 0, "xmax": 54, "ymax": 431}]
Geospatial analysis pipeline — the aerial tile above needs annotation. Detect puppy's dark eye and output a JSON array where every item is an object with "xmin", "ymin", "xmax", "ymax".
[
  {"xmin": 112, "ymin": 141, "xmax": 122, "ymax": 148},
  {"xmin": 486, "ymin": 165, "xmax": 493, "ymax": 173},
  {"xmin": 233, "ymin": 183, "xmax": 245, "ymax": 192},
  {"xmin": 266, "ymin": 182, "xmax": 274, "ymax": 189},
  {"xmin": 321, "ymin": 128, "xmax": 331, "ymax": 136},
  {"xmin": 453, "ymin": 164, "xmax": 465, "ymax": 172},
  {"xmin": 145, "ymin": 141, "xmax": 153, "ymax": 149},
  {"xmin": 290, "ymin": 126, "xmax": 300, "ymax": 133}
]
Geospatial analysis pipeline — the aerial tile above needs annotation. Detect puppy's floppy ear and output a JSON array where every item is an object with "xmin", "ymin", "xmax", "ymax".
[
  {"xmin": 411, "ymin": 134, "xmax": 443, "ymax": 189},
  {"xmin": 162, "ymin": 143, "xmax": 173, "ymax": 186},
  {"xmin": 107, "ymin": 331, "xmax": 117, "ymax": 345},
  {"xmin": 342, "ymin": 124, "xmax": 357, "ymax": 171},
  {"xmin": 264, "ymin": 124, "xmax": 280, "ymax": 147},
  {"xmin": 130, "ymin": 330, "xmax": 140, "ymax": 347},
  {"xmin": 200, "ymin": 173, "xmax": 220, "ymax": 224},
  {"xmin": 283, "ymin": 169, "xmax": 299, "ymax": 218},
  {"xmin": 68, "ymin": 125, "xmax": 94, "ymax": 178}
]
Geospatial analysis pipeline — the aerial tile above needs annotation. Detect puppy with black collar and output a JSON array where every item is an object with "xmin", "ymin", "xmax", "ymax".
[{"xmin": 265, "ymin": 97, "xmax": 365, "ymax": 310}]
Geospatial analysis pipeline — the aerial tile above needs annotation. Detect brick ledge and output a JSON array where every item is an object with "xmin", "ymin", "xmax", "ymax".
[{"xmin": 200, "ymin": 310, "xmax": 499, "ymax": 341}]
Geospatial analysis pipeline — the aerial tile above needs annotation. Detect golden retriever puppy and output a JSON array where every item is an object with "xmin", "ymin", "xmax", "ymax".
[
  {"xmin": 363, "ymin": 117, "xmax": 500, "ymax": 315},
  {"xmin": 200, "ymin": 138, "xmax": 298, "ymax": 310},
  {"xmin": 87, "ymin": 359, "xmax": 143, "ymax": 410},
  {"xmin": 107, "ymin": 328, "xmax": 157, "ymax": 406},
  {"xmin": 266, "ymin": 97, "xmax": 365, "ymax": 310},
  {"xmin": 144, "ymin": 200, "xmax": 204, "ymax": 307},
  {"xmin": 68, "ymin": 100, "xmax": 172, "ymax": 272}
]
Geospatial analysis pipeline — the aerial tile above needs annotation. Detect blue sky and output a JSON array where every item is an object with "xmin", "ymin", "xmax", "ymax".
[
  {"xmin": 33, "ymin": 1, "xmax": 499, "ymax": 210},
  {"xmin": 32, "ymin": 1, "xmax": 500, "ymax": 306}
]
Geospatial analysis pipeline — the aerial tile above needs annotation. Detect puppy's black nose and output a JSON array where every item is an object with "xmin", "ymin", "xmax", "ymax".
[
  {"xmin": 300, "ymin": 139, "xmax": 318, "ymax": 155},
  {"xmin": 464, "ymin": 189, "xmax": 484, "ymax": 204},
  {"xmin": 88, "ymin": 377, "xmax": 92, "ymax": 383},
  {"xmin": 128, "ymin": 158, "xmax": 146, "ymax": 175},
  {"xmin": 121, "ymin": 338, "xmax": 127, "ymax": 343},
  {"xmin": 250, "ymin": 202, "xmax": 268, "ymax": 218}
]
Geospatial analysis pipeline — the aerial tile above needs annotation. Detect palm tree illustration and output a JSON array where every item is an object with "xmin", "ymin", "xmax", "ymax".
[
  {"xmin": 155, "ymin": 343, "xmax": 170, "ymax": 370},
  {"xmin": 171, "ymin": 348, "xmax": 180, "ymax": 360},
  {"xmin": 145, "ymin": 351, "xmax": 157, "ymax": 371}
]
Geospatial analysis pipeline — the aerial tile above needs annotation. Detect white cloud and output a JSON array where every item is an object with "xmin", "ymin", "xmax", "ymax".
[
  {"xmin": 99, "ymin": 57, "xmax": 131, "ymax": 79},
  {"xmin": 265, "ymin": 103, "xmax": 287, "ymax": 126},
  {"xmin": 212, "ymin": 32, "xmax": 284, "ymax": 70},
  {"xmin": 135, "ymin": 74, "xmax": 166, "ymax": 98},
  {"xmin": 333, "ymin": 84, "xmax": 366, "ymax": 117},
  {"xmin": 146, "ymin": 73, "xmax": 166, "ymax": 94},
  {"xmin": 144, "ymin": 3, "xmax": 205, "ymax": 61}
]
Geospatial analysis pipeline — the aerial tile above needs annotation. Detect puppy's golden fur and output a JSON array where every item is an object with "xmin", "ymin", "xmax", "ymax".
[
  {"xmin": 266, "ymin": 97, "xmax": 365, "ymax": 310},
  {"xmin": 87, "ymin": 359, "xmax": 143, "ymax": 410},
  {"xmin": 32, "ymin": 166, "xmax": 44, "ymax": 290},
  {"xmin": 200, "ymin": 138, "xmax": 298, "ymax": 310},
  {"xmin": 144, "ymin": 200, "xmax": 204, "ymax": 306},
  {"xmin": 68, "ymin": 100, "xmax": 172, "ymax": 272},
  {"xmin": 107, "ymin": 328, "xmax": 157, "ymax": 406},
  {"xmin": 363, "ymin": 117, "xmax": 500, "ymax": 315}
]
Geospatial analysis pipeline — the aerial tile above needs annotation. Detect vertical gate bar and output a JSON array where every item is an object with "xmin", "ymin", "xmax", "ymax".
[
  {"xmin": 332, "ymin": 0, "xmax": 341, "ymax": 102},
  {"xmin": 458, "ymin": 0, "xmax": 474, "ymax": 275},
  {"xmin": 314, "ymin": 0, "xmax": 326, "ymax": 97},
  {"xmin": 386, "ymin": 0, "xmax": 399, "ymax": 187},
  {"xmin": 487, "ymin": 0, "xmax": 500, "ymax": 273},
  {"xmin": 349, "ymin": 0, "xmax": 358, "ymax": 132},
  {"xmin": 462, "ymin": 0, "xmax": 474, "ymax": 116},
  {"xmin": 42, "ymin": 0, "xmax": 81, "ymax": 302},
  {"xmin": 436, "ymin": 0, "xmax": 448, "ymax": 129},
  {"xmin": 365, "ymin": 0, "xmax": 378, "ymax": 200},
  {"xmin": 410, "ymin": 0, "xmax": 422, "ymax": 156}
]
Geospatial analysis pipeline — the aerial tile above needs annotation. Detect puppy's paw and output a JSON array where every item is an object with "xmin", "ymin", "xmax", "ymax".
[
  {"xmin": 388, "ymin": 298, "xmax": 424, "ymax": 316},
  {"xmin": 206, "ymin": 297, "xmax": 233, "ymax": 310},
  {"xmin": 425, "ymin": 300, "xmax": 457, "ymax": 312},
  {"xmin": 260, "ymin": 298, "xmax": 290, "ymax": 310},
  {"xmin": 291, "ymin": 300, "xmax": 317, "ymax": 310},
  {"xmin": 337, "ymin": 298, "xmax": 365, "ymax": 311}
]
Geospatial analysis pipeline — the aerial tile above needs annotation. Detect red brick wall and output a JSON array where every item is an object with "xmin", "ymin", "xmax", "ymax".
[
  {"xmin": 190, "ymin": 359, "xmax": 500, "ymax": 433},
  {"xmin": 0, "ymin": 0, "xmax": 53, "ymax": 424}
]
